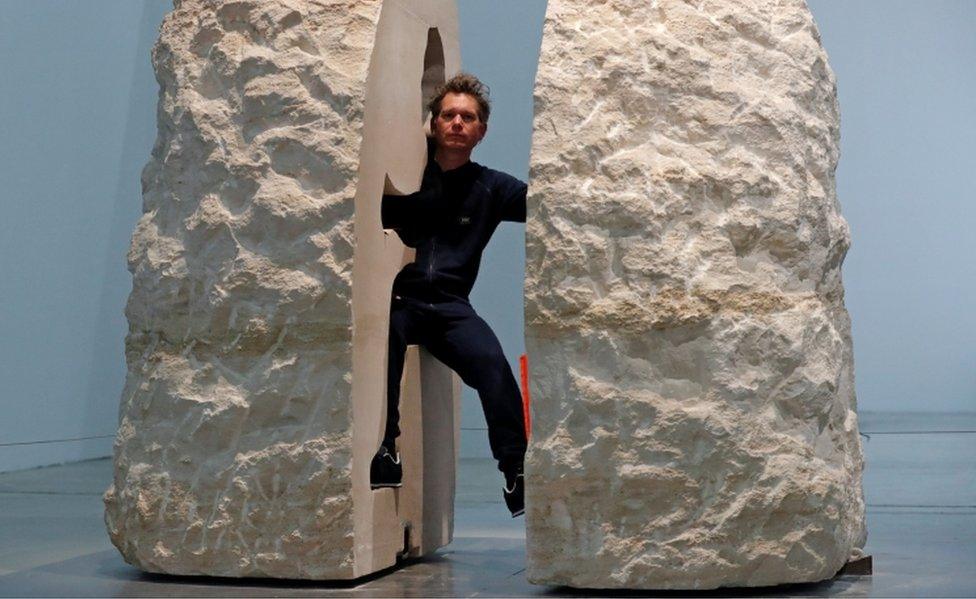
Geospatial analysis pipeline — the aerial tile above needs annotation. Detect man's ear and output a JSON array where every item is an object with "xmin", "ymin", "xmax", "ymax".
[{"xmin": 476, "ymin": 122, "xmax": 488, "ymax": 144}]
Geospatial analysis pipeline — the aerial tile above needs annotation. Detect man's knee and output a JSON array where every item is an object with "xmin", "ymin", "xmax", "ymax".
[
  {"xmin": 482, "ymin": 345, "xmax": 510, "ymax": 371},
  {"xmin": 459, "ymin": 344, "xmax": 512, "ymax": 388}
]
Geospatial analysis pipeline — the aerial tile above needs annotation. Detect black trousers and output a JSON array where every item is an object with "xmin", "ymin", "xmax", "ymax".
[{"xmin": 383, "ymin": 294, "xmax": 527, "ymax": 473}]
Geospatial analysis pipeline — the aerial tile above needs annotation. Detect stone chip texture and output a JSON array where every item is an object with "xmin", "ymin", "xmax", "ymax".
[
  {"xmin": 103, "ymin": 0, "xmax": 382, "ymax": 578},
  {"xmin": 525, "ymin": 0, "xmax": 867, "ymax": 589}
]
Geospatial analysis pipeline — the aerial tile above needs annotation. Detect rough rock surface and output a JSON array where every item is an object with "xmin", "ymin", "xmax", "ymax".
[
  {"xmin": 524, "ymin": 0, "xmax": 866, "ymax": 589},
  {"xmin": 104, "ymin": 0, "xmax": 461, "ymax": 579}
]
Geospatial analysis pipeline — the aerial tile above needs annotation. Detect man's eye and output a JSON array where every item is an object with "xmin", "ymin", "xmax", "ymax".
[{"xmin": 440, "ymin": 112, "xmax": 477, "ymax": 123}]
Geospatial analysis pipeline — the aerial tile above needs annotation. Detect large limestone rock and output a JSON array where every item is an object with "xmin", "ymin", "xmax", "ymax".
[
  {"xmin": 104, "ymin": 0, "xmax": 462, "ymax": 579},
  {"xmin": 525, "ymin": 0, "xmax": 866, "ymax": 589}
]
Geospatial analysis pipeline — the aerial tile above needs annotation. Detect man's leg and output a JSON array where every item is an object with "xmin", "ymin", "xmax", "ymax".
[
  {"xmin": 383, "ymin": 296, "xmax": 426, "ymax": 449},
  {"xmin": 425, "ymin": 301, "xmax": 527, "ymax": 473},
  {"xmin": 373, "ymin": 296, "xmax": 432, "ymax": 489}
]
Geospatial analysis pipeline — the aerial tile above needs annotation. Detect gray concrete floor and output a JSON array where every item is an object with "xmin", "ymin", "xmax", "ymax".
[{"xmin": 0, "ymin": 412, "xmax": 973, "ymax": 597}]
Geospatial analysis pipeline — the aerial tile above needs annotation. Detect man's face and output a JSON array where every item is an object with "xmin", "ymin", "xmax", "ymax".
[{"xmin": 431, "ymin": 92, "xmax": 487, "ymax": 153}]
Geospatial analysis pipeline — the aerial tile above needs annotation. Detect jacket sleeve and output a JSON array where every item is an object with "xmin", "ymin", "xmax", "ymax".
[
  {"xmin": 380, "ymin": 162, "xmax": 445, "ymax": 243},
  {"xmin": 496, "ymin": 172, "xmax": 528, "ymax": 223},
  {"xmin": 389, "ymin": 226, "xmax": 425, "ymax": 248}
]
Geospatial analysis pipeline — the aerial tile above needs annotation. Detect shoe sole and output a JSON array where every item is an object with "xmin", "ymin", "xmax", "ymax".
[
  {"xmin": 510, "ymin": 508, "xmax": 524, "ymax": 517},
  {"xmin": 370, "ymin": 483, "xmax": 402, "ymax": 489}
]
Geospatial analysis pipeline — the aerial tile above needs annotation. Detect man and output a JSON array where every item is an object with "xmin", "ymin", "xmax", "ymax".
[{"xmin": 372, "ymin": 73, "xmax": 527, "ymax": 518}]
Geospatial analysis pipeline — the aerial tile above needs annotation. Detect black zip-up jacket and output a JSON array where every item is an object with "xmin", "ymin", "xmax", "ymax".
[{"xmin": 381, "ymin": 149, "xmax": 527, "ymax": 303}]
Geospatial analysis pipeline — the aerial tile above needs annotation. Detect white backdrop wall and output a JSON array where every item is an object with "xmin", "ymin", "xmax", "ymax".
[{"xmin": 0, "ymin": 0, "xmax": 972, "ymax": 472}]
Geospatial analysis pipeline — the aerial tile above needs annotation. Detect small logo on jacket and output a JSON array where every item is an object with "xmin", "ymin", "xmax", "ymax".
[{"xmin": 458, "ymin": 215, "xmax": 472, "ymax": 225}]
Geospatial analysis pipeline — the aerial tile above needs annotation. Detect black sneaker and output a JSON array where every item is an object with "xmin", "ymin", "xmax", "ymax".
[
  {"xmin": 503, "ymin": 465, "xmax": 524, "ymax": 517},
  {"xmin": 370, "ymin": 445, "xmax": 402, "ymax": 489}
]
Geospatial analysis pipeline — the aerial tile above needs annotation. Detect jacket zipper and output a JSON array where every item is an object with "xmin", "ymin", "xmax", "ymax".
[{"xmin": 428, "ymin": 238, "xmax": 436, "ymax": 282}]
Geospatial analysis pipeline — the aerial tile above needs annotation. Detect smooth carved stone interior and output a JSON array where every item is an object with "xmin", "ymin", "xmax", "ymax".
[
  {"xmin": 104, "ymin": 0, "xmax": 462, "ymax": 579},
  {"xmin": 524, "ymin": 0, "xmax": 867, "ymax": 590}
]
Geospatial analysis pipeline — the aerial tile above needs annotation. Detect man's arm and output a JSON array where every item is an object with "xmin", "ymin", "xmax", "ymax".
[
  {"xmin": 496, "ymin": 172, "xmax": 527, "ymax": 223},
  {"xmin": 380, "ymin": 163, "xmax": 444, "ymax": 246}
]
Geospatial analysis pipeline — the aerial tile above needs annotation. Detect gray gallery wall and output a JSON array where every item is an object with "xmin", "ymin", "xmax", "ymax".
[
  {"xmin": 0, "ymin": 0, "xmax": 173, "ymax": 472},
  {"xmin": 805, "ymin": 0, "xmax": 976, "ymax": 416},
  {"xmin": 0, "ymin": 0, "xmax": 972, "ymax": 472}
]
